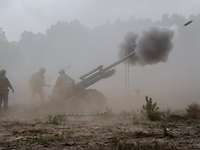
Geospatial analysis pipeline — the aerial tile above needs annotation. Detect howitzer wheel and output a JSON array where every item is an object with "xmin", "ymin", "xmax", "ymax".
[
  {"xmin": 67, "ymin": 89, "xmax": 107, "ymax": 113},
  {"xmin": 48, "ymin": 89, "xmax": 107, "ymax": 114}
]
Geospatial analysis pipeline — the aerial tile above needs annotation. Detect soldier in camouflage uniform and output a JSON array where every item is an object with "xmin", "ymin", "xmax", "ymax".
[
  {"xmin": 52, "ymin": 69, "xmax": 75, "ymax": 100},
  {"xmin": 0, "ymin": 69, "xmax": 14, "ymax": 110},
  {"xmin": 29, "ymin": 68, "xmax": 47, "ymax": 102}
]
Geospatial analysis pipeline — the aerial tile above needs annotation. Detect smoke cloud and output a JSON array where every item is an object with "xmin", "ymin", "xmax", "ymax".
[
  {"xmin": 120, "ymin": 27, "xmax": 174, "ymax": 65},
  {"xmin": 120, "ymin": 32, "xmax": 138, "ymax": 64}
]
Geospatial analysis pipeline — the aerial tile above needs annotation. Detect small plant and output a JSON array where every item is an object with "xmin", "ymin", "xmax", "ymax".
[
  {"xmin": 103, "ymin": 107, "xmax": 114, "ymax": 116},
  {"xmin": 186, "ymin": 103, "xmax": 200, "ymax": 119},
  {"xmin": 119, "ymin": 110, "xmax": 131, "ymax": 117},
  {"xmin": 47, "ymin": 114, "xmax": 66, "ymax": 125},
  {"xmin": 142, "ymin": 96, "xmax": 161, "ymax": 121}
]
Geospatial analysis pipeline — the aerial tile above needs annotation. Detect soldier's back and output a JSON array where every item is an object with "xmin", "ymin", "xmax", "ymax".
[
  {"xmin": 30, "ymin": 72, "xmax": 44, "ymax": 88},
  {"xmin": 0, "ymin": 76, "xmax": 9, "ymax": 94}
]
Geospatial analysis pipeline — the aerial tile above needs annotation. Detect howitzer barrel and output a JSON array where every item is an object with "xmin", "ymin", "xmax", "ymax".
[
  {"xmin": 77, "ymin": 51, "xmax": 135, "ymax": 89},
  {"xmin": 80, "ymin": 65, "xmax": 103, "ymax": 80},
  {"xmin": 77, "ymin": 69, "xmax": 115, "ymax": 88},
  {"xmin": 102, "ymin": 51, "xmax": 135, "ymax": 71}
]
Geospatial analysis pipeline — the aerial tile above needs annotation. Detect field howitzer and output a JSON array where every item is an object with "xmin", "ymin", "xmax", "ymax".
[
  {"xmin": 77, "ymin": 51, "xmax": 135, "ymax": 89},
  {"xmin": 49, "ymin": 51, "xmax": 135, "ymax": 112}
]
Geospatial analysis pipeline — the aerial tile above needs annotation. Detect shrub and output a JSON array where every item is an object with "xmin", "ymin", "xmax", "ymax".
[
  {"xmin": 186, "ymin": 103, "xmax": 200, "ymax": 119},
  {"xmin": 142, "ymin": 96, "xmax": 161, "ymax": 121},
  {"xmin": 47, "ymin": 114, "xmax": 66, "ymax": 125}
]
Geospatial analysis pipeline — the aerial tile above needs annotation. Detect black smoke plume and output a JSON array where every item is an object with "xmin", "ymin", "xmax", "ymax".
[
  {"xmin": 120, "ymin": 32, "xmax": 138, "ymax": 64},
  {"xmin": 120, "ymin": 27, "xmax": 174, "ymax": 65}
]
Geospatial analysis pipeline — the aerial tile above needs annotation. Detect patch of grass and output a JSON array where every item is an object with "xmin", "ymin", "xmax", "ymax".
[
  {"xmin": 35, "ymin": 133, "xmax": 65, "ymax": 145},
  {"xmin": 111, "ymin": 138, "xmax": 176, "ymax": 150},
  {"xmin": 14, "ymin": 133, "xmax": 66, "ymax": 147},
  {"xmin": 47, "ymin": 114, "xmax": 66, "ymax": 125},
  {"xmin": 102, "ymin": 107, "xmax": 114, "ymax": 117}
]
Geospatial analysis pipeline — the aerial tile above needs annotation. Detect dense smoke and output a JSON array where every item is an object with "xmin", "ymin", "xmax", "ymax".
[
  {"xmin": 120, "ymin": 27, "xmax": 174, "ymax": 65},
  {"xmin": 120, "ymin": 32, "xmax": 138, "ymax": 64}
]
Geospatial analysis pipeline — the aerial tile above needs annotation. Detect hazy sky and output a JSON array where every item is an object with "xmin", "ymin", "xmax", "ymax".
[
  {"xmin": 0, "ymin": 0, "xmax": 199, "ymax": 110},
  {"xmin": 0, "ymin": 0, "xmax": 200, "ymax": 40}
]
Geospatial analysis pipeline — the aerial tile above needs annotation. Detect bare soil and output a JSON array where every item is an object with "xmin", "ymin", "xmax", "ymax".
[{"xmin": 0, "ymin": 114, "xmax": 200, "ymax": 150}]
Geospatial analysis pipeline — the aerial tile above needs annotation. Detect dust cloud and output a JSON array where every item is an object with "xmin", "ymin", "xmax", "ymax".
[{"xmin": 0, "ymin": 14, "xmax": 199, "ymax": 116}]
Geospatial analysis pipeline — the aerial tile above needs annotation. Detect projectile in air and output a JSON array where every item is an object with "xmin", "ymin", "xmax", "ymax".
[{"xmin": 184, "ymin": 20, "xmax": 193, "ymax": 26}]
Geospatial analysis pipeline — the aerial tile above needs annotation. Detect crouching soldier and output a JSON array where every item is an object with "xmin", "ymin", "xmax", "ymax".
[
  {"xmin": 0, "ymin": 69, "xmax": 14, "ymax": 110},
  {"xmin": 52, "ymin": 69, "xmax": 75, "ymax": 101}
]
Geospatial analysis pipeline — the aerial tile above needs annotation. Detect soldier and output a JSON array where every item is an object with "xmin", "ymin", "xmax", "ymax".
[
  {"xmin": 52, "ymin": 69, "xmax": 75, "ymax": 100},
  {"xmin": 29, "ymin": 68, "xmax": 47, "ymax": 102},
  {"xmin": 0, "ymin": 69, "xmax": 14, "ymax": 110}
]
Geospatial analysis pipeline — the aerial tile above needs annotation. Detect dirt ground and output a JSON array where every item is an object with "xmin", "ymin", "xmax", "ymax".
[{"xmin": 0, "ymin": 112, "xmax": 200, "ymax": 150}]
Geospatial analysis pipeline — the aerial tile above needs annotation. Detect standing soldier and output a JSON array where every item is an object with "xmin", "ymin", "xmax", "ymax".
[
  {"xmin": 0, "ymin": 69, "xmax": 14, "ymax": 110},
  {"xmin": 29, "ymin": 68, "xmax": 47, "ymax": 102}
]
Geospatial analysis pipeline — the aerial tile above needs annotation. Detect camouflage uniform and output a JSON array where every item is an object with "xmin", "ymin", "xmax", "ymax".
[
  {"xmin": 52, "ymin": 70, "xmax": 75, "ymax": 100},
  {"xmin": 29, "ymin": 68, "xmax": 46, "ymax": 101},
  {"xmin": 0, "ymin": 70, "xmax": 14, "ymax": 110}
]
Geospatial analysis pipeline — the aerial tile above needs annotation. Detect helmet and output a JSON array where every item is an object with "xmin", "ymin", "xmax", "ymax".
[
  {"xmin": 39, "ymin": 68, "xmax": 46, "ymax": 74},
  {"xmin": 0, "ymin": 69, "xmax": 6, "ymax": 76},
  {"xmin": 59, "ymin": 69, "xmax": 65, "ymax": 74}
]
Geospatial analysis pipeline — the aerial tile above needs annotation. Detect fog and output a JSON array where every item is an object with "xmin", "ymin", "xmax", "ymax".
[
  {"xmin": 1, "ymin": 0, "xmax": 200, "ymax": 40},
  {"xmin": 0, "ymin": 4, "xmax": 200, "ymax": 112}
]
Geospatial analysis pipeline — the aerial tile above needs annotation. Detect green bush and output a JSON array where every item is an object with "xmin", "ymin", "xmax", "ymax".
[
  {"xmin": 186, "ymin": 103, "xmax": 200, "ymax": 119},
  {"xmin": 142, "ymin": 96, "xmax": 161, "ymax": 121},
  {"xmin": 47, "ymin": 114, "xmax": 66, "ymax": 125}
]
